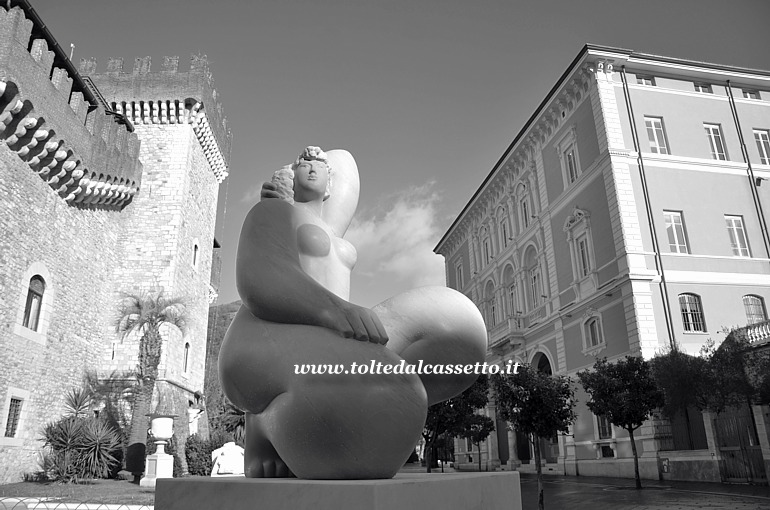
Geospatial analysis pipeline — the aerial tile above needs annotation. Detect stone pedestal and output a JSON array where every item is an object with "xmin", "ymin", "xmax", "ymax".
[
  {"xmin": 140, "ymin": 451, "xmax": 174, "ymax": 488},
  {"xmin": 155, "ymin": 472, "xmax": 521, "ymax": 510}
]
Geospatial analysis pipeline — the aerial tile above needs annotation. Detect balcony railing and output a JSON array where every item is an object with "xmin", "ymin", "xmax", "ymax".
[
  {"xmin": 738, "ymin": 319, "xmax": 770, "ymax": 347},
  {"xmin": 523, "ymin": 304, "xmax": 547, "ymax": 328},
  {"xmin": 488, "ymin": 318, "xmax": 525, "ymax": 354}
]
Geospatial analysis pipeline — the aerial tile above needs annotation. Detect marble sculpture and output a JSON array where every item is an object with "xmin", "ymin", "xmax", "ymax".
[{"xmin": 219, "ymin": 147, "xmax": 487, "ymax": 479}]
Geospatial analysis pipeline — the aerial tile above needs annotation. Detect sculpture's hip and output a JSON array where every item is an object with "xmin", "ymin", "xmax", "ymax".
[{"xmin": 218, "ymin": 306, "xmax": 428, "ymax": 479}]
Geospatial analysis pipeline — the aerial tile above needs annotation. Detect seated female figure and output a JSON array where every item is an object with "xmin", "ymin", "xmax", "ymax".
[{"xmin": 218, "ymin": 147, "xmax": 487, "ymax": 479}]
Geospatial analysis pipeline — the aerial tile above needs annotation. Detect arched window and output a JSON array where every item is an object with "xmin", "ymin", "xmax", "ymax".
[
  {"xmin": 743, "ymin": 295, "xmax": 767, "ymax": 325},
  {"xmin": 520, "ymin": 197, "xmax": 531, "ymax": 229},
  {"xmin": 23, "ymin": 276, "xmax": 45, "ymax": 331},
  {"xmin": 679, "ymin": 293, "xmax": 706, "ymax": 332},
  {"xmin": 523, "ymin": 246, "xmax": 544, "ymax": 310},
  {"xmin": 183, "ymin": 342, "xmax": 191, "ymax": 373},
  {"xmin": 484, "ymin": 281, "xmax": 496, "ymax": 328},
  {"xmin": 500, "ymin": 217, "xmax": 510, "ymax": 248},
  {"xmin": 192, "ymin": 243, "xmax": 199, "ymax": 268},
  {"xmin": 516, "ymin": 184, "xmax": 533, "ymax": 231}
]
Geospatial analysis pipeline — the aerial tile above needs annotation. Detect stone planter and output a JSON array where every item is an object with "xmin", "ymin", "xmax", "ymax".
[{"xmin": 141, "ymin": 414, "xmax": 177, "ymax": 488}]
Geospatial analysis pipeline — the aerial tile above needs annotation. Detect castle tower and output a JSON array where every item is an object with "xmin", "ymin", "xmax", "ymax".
[{"xmin": 83, "ymin": 55, "xmax": 232, "ymax": 438}]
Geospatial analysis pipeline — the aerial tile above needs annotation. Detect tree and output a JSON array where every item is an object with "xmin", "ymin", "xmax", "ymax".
[
  {"xmin": 115, "ymin": 290, "xmax": 187, "ymax": 483},
  {"xmin": 492, "ymin": 366, "xmax": 576, "ymax": 510},
  {"xmin": 458, "ymin": 413, "xmax": 495, "ymax": 472},
  {"xmin": 422, "ymin": 375, "xmax": 489, "ymax": 473},
  {"xmin": 577, "ymin": 356, "xmax": 663, "ymax": 490},
  {"xmin": 699, "ymin": 330, "xmax": 770, "ymax": 411},
  {"xmin": 650, "ymin": 349, "xmax": 708, "ymax": 418}
]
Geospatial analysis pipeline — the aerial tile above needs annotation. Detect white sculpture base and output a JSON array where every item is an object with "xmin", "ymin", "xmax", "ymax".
[
  {"xmin": 155, "ymin": 472, "xmax": 521, "ymax": 510},
  {"xmin": 140, "ymin": 451, "xmax": 174, "ymax": 488}
]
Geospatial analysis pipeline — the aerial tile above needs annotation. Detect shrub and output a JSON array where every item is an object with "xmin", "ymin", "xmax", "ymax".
[
  {"xmin": 40, "ymin": 416, "xmax": 122, "ymax": 483},
  {"xmin": 185, "ymin": 431, "xmax": 232, "ymax": 476}
]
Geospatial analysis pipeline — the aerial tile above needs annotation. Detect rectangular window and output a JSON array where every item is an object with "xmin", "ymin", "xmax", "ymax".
[
  {"xmin": 743, "ymin": 90, "xmax": 760, "ymax": 100},
  {"xmin": 637, "ymin": 75, "xmax": 655, "ymax": 86},
  {"xmin": 725, "ymin": 215, "xmax": 750, "ymax": 257},
  {"xmin": 501, "ymin": 220, "xmax": 509, "ymax": 248},
  {"xmin": 694, "ymin": 83, "xmax": 712, "ymax": 93},
  {"xmin": 597, "ymin": 415, "xmax": 612, "ymax": 440},
  {"xmin": 704, "ymin": 123, "xmax": 727, "ymax": 160},
  {"xmin": 521, "ymin": 199, "xmax": 529, "ymax": 229},
  {"xmin": 600, "ymin": 445, "xmax": 614, "ymax": 458},
  {"xmin": 509, "ymin": 284, "xmax": 518, "ymax": 316},
  {"xmin": 455, "ymin": 264, "xmax": 464, "ymax": 288},
  {"xmin": 566, "ymin": 148, "xmax": 578, "ymax": 183},
  {"xmin": 645, "ymin": 117, "xmax": 670, "ymax": 154},
  {"xmin": 664, "ymin": 211, "xmax": 689, "ymax": 254},
  {"xmin": 585, "ymin": 318, "xmax": 602, "ymax": 348},
  {"xmin": 490, "ymin": 299, "xmax": 497, "ymax": 327},
  {"xmin": 4, "ymin": 398, "xmax": 22, "ymax": 438},
  {"xmin": 577, "ymin": 234, "xmax": 591, "ymax": 278},
  {"xmin": 754, "ymin": 129, "xmax": 770, "ymax": 165}
]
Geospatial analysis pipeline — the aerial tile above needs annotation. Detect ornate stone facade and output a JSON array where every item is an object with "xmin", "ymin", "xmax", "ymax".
[
  {"xmin": 0, "ymin": 1, "xmax": 230, "ymax": 482},
  {"xmin": 436, "ymin": 44, "xmax": 770, "ymax": 482}
]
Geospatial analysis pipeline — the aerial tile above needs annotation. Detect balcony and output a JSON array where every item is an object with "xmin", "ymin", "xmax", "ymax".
[
  {"xmin": 735, "ymin": 319, "xmax": 770, "ymax": 348},
  {"xmin": 488, "ymin": 318, "xmax": 524, "ymax": 355},
  {"xmin": 523, "ymin": 304, "xmax": 547, "ymax": 328}
]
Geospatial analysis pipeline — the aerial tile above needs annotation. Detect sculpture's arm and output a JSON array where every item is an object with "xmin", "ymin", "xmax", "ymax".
[
  {"xmin": 322, "ymin": 149, "xmax": 360, "ymax": 238},
  {"xmin": 236, "ymin": 199, "xmax": 387, "ymax": 344}
]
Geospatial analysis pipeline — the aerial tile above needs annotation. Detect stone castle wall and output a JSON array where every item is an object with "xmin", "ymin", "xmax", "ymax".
[
  {"xmin": 0, "ymin": 3, "xmax": 229, "ymax": 482},
  {"xmin": 0, "ymin": 2, "xmax": 142, "ymax": 481}
]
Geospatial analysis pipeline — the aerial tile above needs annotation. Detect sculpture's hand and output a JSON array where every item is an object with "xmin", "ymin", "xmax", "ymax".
[
  {"xmin": 260, "ymin": 181, "xmax": 281, "ymax": 200},
  {"xmin": 323, "ymin": 303, "xmax": 389, "ymax": 345}
]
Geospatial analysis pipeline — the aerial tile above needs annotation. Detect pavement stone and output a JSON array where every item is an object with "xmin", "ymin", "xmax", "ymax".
[{"xmin": 518, "ymin": 473, "xmax": 770, "ymax": 510}]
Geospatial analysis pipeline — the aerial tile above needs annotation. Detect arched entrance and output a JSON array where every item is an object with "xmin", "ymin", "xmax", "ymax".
[{"xmin": 530, "ymin": 351, "xmax": 559, "ymax": 464}]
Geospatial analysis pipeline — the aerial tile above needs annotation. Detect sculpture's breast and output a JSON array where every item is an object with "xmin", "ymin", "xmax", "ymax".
[
  {"xmin": 297, "ymin": 223, "xmax": 331, "ymax": 257},
  {"xmin": 334, "ymin": 237, "xmax": 357, "ymax": 270}
]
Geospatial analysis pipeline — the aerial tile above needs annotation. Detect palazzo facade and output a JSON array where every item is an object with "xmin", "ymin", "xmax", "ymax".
[{"xmin": 435, "ymin": 44, "xmax": 770, "ymax": 482}]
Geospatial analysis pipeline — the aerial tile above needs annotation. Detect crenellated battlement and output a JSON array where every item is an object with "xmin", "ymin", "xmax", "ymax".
[
  {"xmin": 0, "ymin": 2, "xmax": 142, "ymax": 209},
  {"xmin": 82, "ymin": 54, "xmax": 232, "ymax": 182}
]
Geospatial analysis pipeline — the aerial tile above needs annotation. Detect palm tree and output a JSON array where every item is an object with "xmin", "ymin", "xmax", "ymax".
[{"xmin": 115, "ymin": 290, "xmax": 187, "ymax": 483}]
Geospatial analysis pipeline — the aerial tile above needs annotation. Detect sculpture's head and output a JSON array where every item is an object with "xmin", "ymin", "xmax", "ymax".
[{"xmin": 271, "ymin": 146, "xmax": 332, "ymax": 204}]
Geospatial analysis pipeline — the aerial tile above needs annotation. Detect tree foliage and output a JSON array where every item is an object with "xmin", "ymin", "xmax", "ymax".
[
  {"xmin": 115, "ymin": 290, "xmax": 187, "ymax": 481},
  {"xmin": 699, "ymin": 331, "xmax": 770, "ymax": 411},
  {"xmin": 492, "ymin": 365, "xmax": 576, "ymax": 510},
  {"xmin": 422, "ymin": 374, "xmax": 489, "ymax": 473},
  {"xmin": 577, "ymin": 356, "xmax": 663, "ymax": 489},
  {"xmin": 458, "ymin": 413, "xmax": 495, "ymax": 472},
  {"xmin": 652, "ymin": 330, "xmax": 770, "ymax": 418},
  {"xmin": 650, "ymin": 349, "xmax": 708, "ymax": 418}
]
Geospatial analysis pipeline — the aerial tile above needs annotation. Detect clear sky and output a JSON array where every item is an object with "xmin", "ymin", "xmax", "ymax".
[{"xmin": 32, "ymin": 0, "xmax": 770, "ymax": 308}]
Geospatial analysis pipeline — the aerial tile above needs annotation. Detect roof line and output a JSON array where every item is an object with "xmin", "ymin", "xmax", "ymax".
[{"xmin": 434, "ymin": 43, "xmax": 596, "ymax": 252}]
